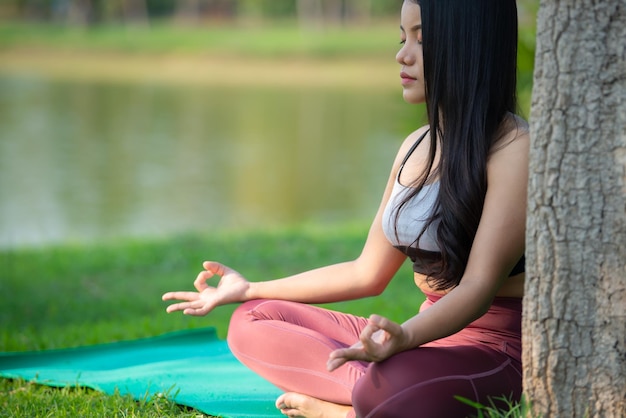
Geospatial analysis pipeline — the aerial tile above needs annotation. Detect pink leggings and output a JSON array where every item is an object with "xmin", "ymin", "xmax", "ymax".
[{"xmin": 227, "ymin": 293, "xmax": 522, "ymax": 418}]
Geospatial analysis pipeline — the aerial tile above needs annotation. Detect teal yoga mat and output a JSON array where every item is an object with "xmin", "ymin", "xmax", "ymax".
[{"xmin": 0, "ymin": 328, "xmax": 283, "ymax": 418}]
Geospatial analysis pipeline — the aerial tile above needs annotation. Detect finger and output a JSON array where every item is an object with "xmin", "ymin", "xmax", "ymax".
[
  {"xmin": 183, "ymin": 304, "xmax": 214, "ymax": 316},
  {"xmin": 194, "ymin": 270, "xmax": 215, "ymax": 292},
  {"xmin": 182, "ymin": 299, "xmax": 218, "ymax": 316},
  {"xmin": 327, "ymin": 347, "xmax": 368, "ymax": 371},
  {"xmin": 166, "ymin": 299, "xmax": 207, "ymax": 315},
  {"xmin": 359, "ymin": 324, "xmax": 394, "ymax": 359},
  {"xmin": 326, "ymin": 355, "xmax": 349, "ymax": 371},
  {"xmin": 162, "ymin": 291, "xmax": 200, "ymax": 301},
  {"xmin": 330, "ymin": 339, "xmax": 364, "ymax": 357},
  {"xmin": 328, "ymin": 349, "xmax": 368, "ymax": 370},
  {"xmin": 359, "ymin": 323, "xmax": 380, "ymax": 348},
  {"xmin": 165, "ymin": 301, "xmax": 198, "ymax": 313},
  {"xmin": 369, "ymin": 314, "xmax": 403, "ymax": 337},
  {"xmin": 202, "ymin": 261, "xmax": 226, "ymax": 275}
]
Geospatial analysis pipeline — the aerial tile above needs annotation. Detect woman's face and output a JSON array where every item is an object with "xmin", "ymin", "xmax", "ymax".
[{"xmin": 396, "ymin": 1, "xmax": 425, "ymax": 105}]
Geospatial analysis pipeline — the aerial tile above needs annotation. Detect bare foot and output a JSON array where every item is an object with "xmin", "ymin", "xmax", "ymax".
[{"xmin": 275, "ymin": 392, "xmax": 352, "ymax": 418}]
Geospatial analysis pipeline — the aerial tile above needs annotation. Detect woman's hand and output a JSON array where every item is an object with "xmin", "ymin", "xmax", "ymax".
[
  {"xmin": 162, "ymin": 261, "xmax": 250, "ymax": 316},
  {"xmin": 326, "ymin": 314, "xmax": 409, "ymax": 371}
]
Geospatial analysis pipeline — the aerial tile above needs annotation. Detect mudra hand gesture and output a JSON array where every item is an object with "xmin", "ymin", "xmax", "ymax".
[
  {"xmin": 327, "ymin": 314, "xmax": 409, "ymax": 371},
  {"xmin": 162, "ymin": 261, "xmax": 250, "ymax": 316}
]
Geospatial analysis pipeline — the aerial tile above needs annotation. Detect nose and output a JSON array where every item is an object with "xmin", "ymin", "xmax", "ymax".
[{"xmin": 396, "ymin": 43, "xmax": 415, "ymax": 66}]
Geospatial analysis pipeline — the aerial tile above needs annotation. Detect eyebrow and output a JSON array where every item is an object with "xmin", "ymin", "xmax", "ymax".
[{"xmin": 400, "ymin": 24, "xmax": 422, "ymax": 32}]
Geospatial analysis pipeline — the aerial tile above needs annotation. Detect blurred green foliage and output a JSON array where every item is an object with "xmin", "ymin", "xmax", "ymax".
[
  {"xmin": 0, "ymin": 14, "xmax": 536, "ymax": 63},
  {"xmin": 0, "ymin": 0, "xmax": 400, "ymax": 24},
  {"xmin": 1, "ymin": 0, "xmax": 537, "ymax": 28},
  {"xmin": 0, "ymin": 21, "xmax": 401, "ymax": 57},
  {"xmin": 0, "ymin": 13, "xmax": 536, "ymax": 112}
]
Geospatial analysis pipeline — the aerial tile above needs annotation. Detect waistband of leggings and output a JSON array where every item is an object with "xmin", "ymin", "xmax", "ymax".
[
  {"xmin": 423, "ymin": 291, "xmax": 521, "ymax": 311},
  {"xmin": 422, "ymin": 291, "xmax": 522, "ymax": 335}
]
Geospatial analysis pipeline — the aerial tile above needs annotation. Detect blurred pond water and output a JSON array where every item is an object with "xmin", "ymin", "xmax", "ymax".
[{"xmin": 0, "ymin": 75, "xmax": 422, "ymax": 248}]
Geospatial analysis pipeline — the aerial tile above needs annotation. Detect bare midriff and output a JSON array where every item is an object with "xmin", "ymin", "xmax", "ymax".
[{"xmin": 414, "ymin": 273, "xmax": 525, "ymax": 298}]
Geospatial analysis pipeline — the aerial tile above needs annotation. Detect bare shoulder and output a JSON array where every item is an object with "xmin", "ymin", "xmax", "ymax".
[
  {"xmin": 491, "ymin": 113, "xmax": 530, "ymax": 153},
  {"xmin": 401, "ymin": 125, "xmax": 430, "ymax": 151},
  {"xmin": 487, "ymin": 114, "xmax": 530, "ymax": 184},
  {"xmin": 488, "ymin": 114, "xmax": 530, "ymax": 174},
  {"xmin": 392, "ymin": 125, "xmax": 431, "ymax": 167}
]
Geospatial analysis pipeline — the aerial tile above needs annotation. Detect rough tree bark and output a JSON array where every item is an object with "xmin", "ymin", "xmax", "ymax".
[{"xmin": 524, "ymin": 1, "xmax": 626, "ymax": 417}]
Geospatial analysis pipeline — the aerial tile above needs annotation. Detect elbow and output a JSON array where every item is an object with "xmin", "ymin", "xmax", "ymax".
[
  {"xmin": 454, "ymin": 280, "xmax": 496, "ymax": 322},
  {"xmin": 351, "ymin": 255, "xmax": 400, "ymax": 298},
  {"xmin": 348, "ymin": 279, "xmax": 386, "ymax": 299},
  {"xmin": 474, "ymin": 301, "xmax": 492, "ymax": 320},
  {"xmin": 370, "ymin": 280, "xmax": 390, "ymax": 296},
  {"xmin": 362, "ymin": 284, "xmax": 386, "ymax": 298},
  {"xmin": 356, "ymin": 272, "xmax": 393, "ymax": 298}
]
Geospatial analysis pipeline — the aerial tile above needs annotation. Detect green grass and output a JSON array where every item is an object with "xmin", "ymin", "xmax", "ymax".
[
  {"xmin": 456, "ymin": 395, "xmax": 539, "ymax": 418},
  {"xmin": 1, "ymin": 379, "xmax": 206, "ymax": 417},
  {"xmin": 0, "ymin": 223, "xmax": 419, "ymax": 417}
]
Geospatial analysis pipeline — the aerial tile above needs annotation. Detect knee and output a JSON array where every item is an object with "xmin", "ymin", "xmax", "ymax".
[
  {"xmin": 226, "ymin": 300, "xmax": 261, "ymax": 352},
  {"xmin": 352, "ymin": 363, "xmax": 398, "ymax": 417},
  {"xmin": 351, "ymin": 372, "xmax": 376, "ymax": 417},
  {"xmin": 352, "ymin": 362, "xmax": 483, "ymax": 418},
  {"xmin": 352, "ymin": 358, "xmax": 451, "ymax": 418}
]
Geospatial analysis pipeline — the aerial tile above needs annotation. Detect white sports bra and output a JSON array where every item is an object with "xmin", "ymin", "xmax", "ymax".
[
  {"xmin": 382, "ymin": 128, "xmax": 526, "ymax": 278},
  {"xmin": 382, "ymin": 176, "xmax": 440, "ymax": 252},
  {"xmin": 382, "ymin": 130, "xmax": 440, "ymax": 252}
]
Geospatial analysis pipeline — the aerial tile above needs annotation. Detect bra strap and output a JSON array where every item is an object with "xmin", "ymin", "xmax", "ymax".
[{"xmin": 398, "ymin": 129, "xmax": 430, "ymax": 176}]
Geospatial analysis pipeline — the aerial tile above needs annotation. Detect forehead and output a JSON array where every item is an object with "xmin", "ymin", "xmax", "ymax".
[{"xmin": 400, "ymin": 1, "xmax": 422, "ymax": 30}]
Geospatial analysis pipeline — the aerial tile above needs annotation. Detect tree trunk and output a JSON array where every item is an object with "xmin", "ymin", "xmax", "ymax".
[{"xmin": 524, "ymin": 1, "xmax": 626, "ymax": 417}]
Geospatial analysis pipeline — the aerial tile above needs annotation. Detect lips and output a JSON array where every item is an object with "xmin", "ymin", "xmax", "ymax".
[{"xmin": 400, "ymin": 72, "xmax": 417, "ymax": 85}]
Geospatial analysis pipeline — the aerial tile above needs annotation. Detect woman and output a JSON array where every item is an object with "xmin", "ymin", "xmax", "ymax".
[{"xmin": 163, "ymin": 0, "xmax": 529, "ymax": 416}]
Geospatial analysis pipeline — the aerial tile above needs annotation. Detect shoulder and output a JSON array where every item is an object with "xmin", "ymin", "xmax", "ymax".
[
  {"xmin": 490, "ymin": 113, "xmax": 529, "ymax": 154},
  {"xmin": 395, "ymin": 125, "xmax": 430, "ymax": 162},
  {"xmin": 487, "ymin": 114, "xmax": 530, "ymax": 185}
]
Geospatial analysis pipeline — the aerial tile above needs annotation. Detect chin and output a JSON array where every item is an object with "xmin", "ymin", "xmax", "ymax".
[{"xmin": 403, "ymin": 93, "xmax": 426, "ymax": 105}]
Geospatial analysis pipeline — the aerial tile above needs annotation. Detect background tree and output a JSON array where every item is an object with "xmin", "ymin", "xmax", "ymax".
[
  {"xmin": 0, "ymin": 0, "xmax": 399, "ymax": 24},
  {"xmin": 523, "ymin": 1, "xmax": 625, "ymax": 417},
  {"xmin": 121, "ymin": 0, "xmax": 148, "ymax": 25},
  {"xmin": 65, "ymin": 0, "xmax": 93, "ymax": 25}
]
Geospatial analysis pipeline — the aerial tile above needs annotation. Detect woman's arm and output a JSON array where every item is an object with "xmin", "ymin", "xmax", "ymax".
[
  {"xmin": 248, "ymin": 128, "xmax": 436, "ymax": 304},
  {"xmin": 328, "ymin": 126, "xmax": 530, "ymax": 367},
  {"xmin": 245, "ymin": 212, "xmax": 406, "ymax": 304},
  {"xmin": 401, "ymin": 125, "xmax": 530, "ymax": 347},
  {"xmin": 163, "ymin": 128, "xmax": 430, "ymax": 314}
]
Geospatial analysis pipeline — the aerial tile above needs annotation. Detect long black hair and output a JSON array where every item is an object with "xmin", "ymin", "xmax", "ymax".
[{"xmin": 400, "ymin": 0, "xmax": 519, "ymax": 290}]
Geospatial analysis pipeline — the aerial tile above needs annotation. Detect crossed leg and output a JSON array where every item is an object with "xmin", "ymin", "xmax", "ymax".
[{"xmin": 227, "ymin": 299, "xmax": 368, "ymax": 416}]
